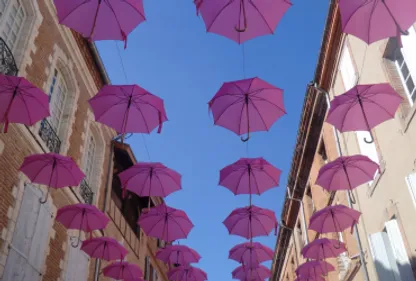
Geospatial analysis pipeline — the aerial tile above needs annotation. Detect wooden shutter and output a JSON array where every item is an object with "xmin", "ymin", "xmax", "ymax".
[{"xmin": 64, "ymin": 237, "xmax": 90, "ymax": 281}]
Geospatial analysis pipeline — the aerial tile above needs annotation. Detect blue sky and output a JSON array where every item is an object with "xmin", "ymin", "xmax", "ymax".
[{"xmin": 97, "ymin": 1, "xmax": 328, "ymax": 280}]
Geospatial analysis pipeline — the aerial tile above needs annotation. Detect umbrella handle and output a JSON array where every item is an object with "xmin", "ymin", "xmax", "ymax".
[
  {"xmin": 39, "ymin": 186, "xmax": 50, "ymax": 204},
  {"xmin": 363, "ymin": 131, "xmax": 374, "ymax": 144},
  {"xmin": 235, "ymin": 0, "xmax": 247, "ymax": 32},
  {"xmin": 241, "ymin": 132, "xmax": 250, "ymax": 142},
  {"xmin": 348, "ymin": 189, "xmax": 357, "ymax": 204},
  {"xmin": 71, "ymin": 234, "xmax": 82, "ymax": 248}
]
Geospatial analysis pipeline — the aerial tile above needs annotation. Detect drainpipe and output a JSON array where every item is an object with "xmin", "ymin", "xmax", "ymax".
[
  {"xmin": 308, "ymin": 83, "xmax": 370, "ymax": 281},
  {"xmin": 286, "ymin": 186, "xmax": 309, "ymax": 245}
]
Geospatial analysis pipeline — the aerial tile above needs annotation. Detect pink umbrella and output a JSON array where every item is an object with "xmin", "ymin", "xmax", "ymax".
[
  {"xmin": 326, "ymin": 84, "xmax": 402, "ymax": 143},
  {"xmin": 89, "ymin": 85, "xmax": 168, "ymax": 141},
  {"xmin": 301, "ymin": 238, "xmax": 346, "ymax": 260},
  {"xmin": 119, "ymin": 162, "xmax": 181, "ymax": 200},
  {"xmin": 167, "ymin": 265, "xmax": 208, "ymax": 281},
  {"xmin": 339, "ymin": 0, "xmax": 416, "ymax": 45},
  {"xmin": 223, "ymin": 205, "xmax": 278, "ymax": 239},
  {"xmin": 138, "ymin": 204, "xmax": 194, "ymax": 242},
  {"xmin": 194, "ymin": 0, "xmax": 292, "ymax": 44},
  {"xmin": 19, "ymin": 153, "xmax": 85, "ymax": 203},
  {"xmin": 296, "ymin": 261, "xmax": 335, "ymax": 278},
  {"xmin": 209, "ymin": 77, "xmax": 285, "ymax": 142},
  {"xmin": 229, "ymin": 242, "xmax": 274, "ymax": 266},
  {"xmin": 295, "ymin": 277, "xmax": 325, "ymax": 281},
  {"xmin": 0, "ymin": 74, "xmax": 50, "ymax": 133},
  {"xmin": 54, "ymin": 0, "xmax": 145, "ymax": 48},
  {"xmin": 103, "ymin": 262, "xmax": 143, "ymax": 280},
  {"xmin": 219, "ymin": 158, "xmax": 281, "ymax": 198},
  {"xmin": 156, "ymin": 245, "xmax": 201, "ymax": 265},
  {"xmin": 232, "ymin": 264, "xmax": 271, "ymax": 280},
  {"xmin": 81, "ymin": 237, "xmax": 128, "ymax": 261},
  {"xmin": 56, "ymin": 203, "xmax": 110, "ymax": 247},
  {"xmin": 309, "ymin": 205, "xmax": 361, "ymax": 234}
]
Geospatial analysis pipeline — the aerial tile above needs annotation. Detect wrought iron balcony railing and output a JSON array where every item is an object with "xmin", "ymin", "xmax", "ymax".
[
  {"xmin": 38, "ymin": 119, "xmax": 61, "ymax": 153},
  {"xmin": 0, "ymin": 38, "xmax": 18, "ymax": 76},
  {"xmin": 80, "ymin": 179, "xmax": 94, "ymax": 204}
]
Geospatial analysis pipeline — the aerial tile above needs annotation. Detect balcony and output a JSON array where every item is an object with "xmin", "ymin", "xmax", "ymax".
[
  {"xmin": 38, "ymin": 119, "xmax": 61, "ymax": 153},
  {"xmin": 80, "ymin": 179, "xmax": 94, "ymax": 204},
  {"xmin": 0, "ymin": 38, "xmax": 18, "ymax": 76}
]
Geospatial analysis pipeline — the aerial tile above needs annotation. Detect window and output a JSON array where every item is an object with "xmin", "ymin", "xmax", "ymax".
[
  {"xmin": 0, "ymin": 0, "xmax": 26, "ymax": 50},
  {"xmin": 47, "ymin": 69, "xmax": 68, "ymax": 133},
  {"xmin": 2, "ymin": 183, "xmax": 52, "ymax": 280},
  {"xmin": 318, "ymin": 141, "xmax": 328, "ymax": 163},
  {"xmin": 83, "ymin": 133, "xmax": 96, "ymax": 184},
  {"xmin": 64, "ymin": 237, "xmax": 89, "ymax": 281},
  {"xmin": 405, "ymin": 172, "xmax": 416, "ymax": 209}
]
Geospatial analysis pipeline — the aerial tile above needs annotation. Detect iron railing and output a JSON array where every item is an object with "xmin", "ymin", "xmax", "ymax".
[
  {"xmin": 38, "ymin": 119, "xmax": 61, "ymax": 153},
  {"xmin": 80, "ymin": 179, "xmax": 94, "ymax": 204},
  {"xmin": 0, "ymin": 38, "xmax": 18, "ymax": 76}
]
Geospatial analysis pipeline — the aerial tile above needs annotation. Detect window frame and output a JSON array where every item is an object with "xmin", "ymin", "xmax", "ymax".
[{"xmin": 0, "ymin": 0, "xmax": 26, "ymax": 51}]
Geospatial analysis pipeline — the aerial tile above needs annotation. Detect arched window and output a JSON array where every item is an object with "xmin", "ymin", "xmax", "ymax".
[
  {"xmin": 48, "ymin": 68, "xmax": 68, "ymax": 133},
  {"xmin": 0, "ymin": 0, "xmax": 26, "ymax": 51},
  {"xmin": 83, "ymin": 133, "xmax": 96, "ymax": 184}
]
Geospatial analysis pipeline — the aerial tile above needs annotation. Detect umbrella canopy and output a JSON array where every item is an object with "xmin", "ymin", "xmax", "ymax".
[
  {"xmin": 89, "ymin": 85, "xmax": 168, "ymax": 137},
  {"xmin": 194, "ymin": 0, "xmax": 292, "ymax": 44},
  {"xmin": 296, "ymin": 261, "xmax": 335, "ymax": 278},
  {"xmin": 229, "ymin": 242, "xmax": 274, "ymax": 266},
  {"xmin": 156, "ymin": 245, "xmax": 201, "ymax": 265},
  {"xmin": 301, "ymin": 238, "xmax": 347, "ymax": 260},
  {"xmin": 56, "ymin": 203, "xmax": 109, "ymax": 247},
  {"xmin": 326, "ymin": 84, "xmax": 402, "ymax": 143},
  {"xmin": 138, "ymin": 204, "xmax": 194, "ymax": 242},
  {"xmin": 81, "ymin": 237, "xmax": 128, "ymax": 261},
  {"xmin": 232, "ymin": 264, "xmax": 271, "ymax": 280},
  {"xmin": 19, "ymin": 153, "xmax": 85, "ymax": 203},
  {"xmin": 54, "ymin": 0, "xmax": 145, "ymax": 47},
  {"xmin": 0, "ymin": 74, "xmax": 50, "ymax": 133},
  {"xmin": 103, "ymin": 262, "xmax": 143, "ymax": 280},
  {"xmin": 209, "ymin": 77, "xmax": 285, "ymax": 141},
  {"xmin": 316, "ymin": 155, "xmax": 379, "ymax": 191},
  {"xmin": 167, "ymin": 265, "xmax": 208, "ymax": 281},
  {"xmin": 339, "ymin": 0, "xmax": 416, "ymax": 45},
  {"xmin": 223, "ymin": 205, "xmax": 277, "ymax": 239},
  {"xmin": 119, "ymin": 162, "xmax": 181, "ymax": 199},
  {"xmin": 219, "ymin": 157, "xmax": 281, "ymax": 195},
  {"xmin": 295, "ymin": 277, "xmax": 325, "ymax": 281},
  {"xmin": 309, "ymin": 205, "xmax": 361, "ymax": 234}
]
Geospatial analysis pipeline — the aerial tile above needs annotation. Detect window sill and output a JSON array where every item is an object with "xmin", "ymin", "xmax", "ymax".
[
  {"xmin": 367, "ymin": 161, "xmax": 386, "ymax": 197},
  {"xmin": 404, "ymin": 103, "xmax": 416, "ymax": 133}
]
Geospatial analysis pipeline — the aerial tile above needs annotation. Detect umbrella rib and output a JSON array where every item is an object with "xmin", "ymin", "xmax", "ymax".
[
  {"xmin": 104, "ymin": 1, "xmax": 127, "ymax": 39},
  {"xmin": 339, "ymin": 98, "xmax": 359, "ymax": 131},
  {"xmin": 58, "ymin": 0, "xmax": 91, "ymax": 24},
  {"xmin": 250, "ymin": 169, "xmax": 262, "ymax": 195},
  {"xmin": 94, "ymin": 99, "xmax": 128, "ymax": 121},
  {"xmin": 214, "ymin": 96, "xmax": 245, "ymax": 124},
  {"xmin": 250, "ymin": 94, "xmax": 286, "ymax": 113},
  {"xmin": 249, "ymin": 99, "xmax": 269, "ymax": 131},
  {"xmin": 342, "ymin": 0, "xmax": 374, "ymax": 38},
  {"xmin": 255, "ymin": 166, "xmax": 280, "ymax": 186},
  {"xmin": 131, "ymin": 100, "xmax": 152, "ymax": 133},
  {"xmin": 248, "ymin": 0, "xmax": 274, "ymax": 34},
  {"xmin": 120, "ymin": 0, "xmax": 146, "ymax": 20},
  {"xmin": 206, "ymin": 0, "xmax": 234, "ymax": 32},
  {"xmin": 231, "ymin": 168, "xmax": 249, "ymax": 194}
]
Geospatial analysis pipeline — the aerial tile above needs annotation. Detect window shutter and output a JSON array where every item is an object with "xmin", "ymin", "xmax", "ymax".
[
  {"xmin": 65, "ymin": 237, "xmax": 90, "ymax": 281},
  {"xmin": 405, "ymin": 173, "xmax": 416, "ymax": 209},
  {"xmin": 385, "ymin": 219, "xmax": 416, "ymax": 281},
  {"xmin": 368, "ymin": 232, "xmax": 401, "ymax": 281},
  {"xmin": 401, "ymin": 26, "xmax": 416, "ymax": 83},
  {"xmin": 339, "ymin": 46, "xmax": 357, "ymax": 91}
]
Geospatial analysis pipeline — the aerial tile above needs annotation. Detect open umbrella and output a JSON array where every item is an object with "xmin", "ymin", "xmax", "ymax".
[
  {"xmin": 167, "ymin": 265, "xmax": 208, "ymax": 281},
  {"xmin": 103, "ymin": 262, "xmax": 143, "ymax": 280},
  {"xmin": 81, "ymin": 237, "xmax": 128, "ymax": 261},
  {"xmin": 229, "ymin": 242, "xmax": 274, "ymax": 266},
  {"xmin": 0, "ymin": 74, "xmax": 50, "ymax": 133},
  {"xmin": 223, "ymin": 205, "xmax": 277, "ymax": 239},
  {"xmin": 295, "ymin": 277, "xmax": 325, "ymax": 281},
  {"xmin": 296, "ymin": 261, "xmax": 335, "ymax": 278},
  {"xmin": 156, "ymin": 245, "xmax": 201, "ymax": 265},
  {"xmin": 232, "ymin": 264, "xmax": 271, "ymax": 280},
  {"xmin": 339, "ymin": 0, "xmax": 416, "ymax": 45},
  {"xmin": 119, "ymin": 162, "xmax": 181, "ymax": 200},
  {"xmin": 194, "ymin": 0, "xmax": 292, "ymax": 44},
  {"xmin": 54, "ymin": 0, "xmax": 145, "ymax": 48},
  {"xmin": 138, "ymin": 204, "xmax": 194, "ymax": 242},
  {"xmin": 326, "ymin": 84, "xmax": 402, "ymax": 143},
  {"xmin": 209, "ymin": 77, "xmax": 285, "ymax": 142},
  {"xmin": 219, "ymin": 157, "xmax": 281, "ymax": 199},
  {"xmin": 19, "ymin": 153, "xmax": 85, "ymax": 203},
  {"xmin": 89, "ymin": 85, "xmax": 168, "ymax": 142},
  {"xmin": 56, "ymin": 203, "xmax": 109, "ymax": 247},
  {"xmin": 301, "ymin": 238, "xmax": 346, "ymax": 260},
  {"xmin": 309, "ymin": 205, "xmax": 361, "ymax": 234}
]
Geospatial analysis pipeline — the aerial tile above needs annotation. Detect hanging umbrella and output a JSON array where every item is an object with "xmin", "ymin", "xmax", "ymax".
[
  {"xmin": 219, "ymin": 157, "xmax": 281, "ymax": 198},
  {"xmin": 208, "ymin": 77, "xmax": 285, "ymax": 142},
  {"xmin": 88, "ymin": 85, "xmax": 168, "ymax": 142},
  {"xmin": 119, "ymin": 162, "xmax": 181, "ymax": 200},
  {"xmin": 54, "ymin": 0, "xmax": 145, "ymax": 48},
  {"xmin": 19, "ymin": 153, "xmax": 85, "ymax": 203},
  {"xmin": 326, "ymin": 84, "xmax": 402, "ymax": 143},
  {"xmin": 156, "ymin": 245, "xmax": 201, "ymax": 265},
  {"xmin": 56, "ymin": 204, "xmax": 110, "ymax": 247},
  {"xmin": 295, "ymin": 277, "xmax": 325, "ymax": 281},
  {"xmin": 232, "ymin": 264, "xmax": 271, "ymax": 280},
  {"xmin": 138, "ymin": 204, "xmax": 194, "ymax": 242},
  {"xmin": 0, "ymin": 74, "xmax": 50, "ymax": 133},
  {"xmin": 167, "ymin": 265, "xmax": 208, "ymax": 281},
  {"xmin": 296, "ymin": 261, "xmax": 335, "ymax": 278},
  {"xmin": 194, "ymin": 0, "xmax": 292, "ymax": 44},
  {"xmin": 103, "ymin": 262, "xmax": 143, "ymax": 280},
  {"xmin": 301, "ymin": 238, "xmax": 346, "ymax": 260},
  {"xmin": 339, "ymin": 0, "xmax": 416, "ymax": 45},
  {"xmin": 223, "ymin": 205, "xmax": 278, "ymax": 239},
  {"xmin": 229, "ymin": 242, "xmax": 274, "ymax": 266},
  {"xmin": 309, "ymin": 205, "xmax": 361, "ymax": 234},
  {"xmin": 81, "ymin": 237, "xmax": 128, "ymax": 261}
]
